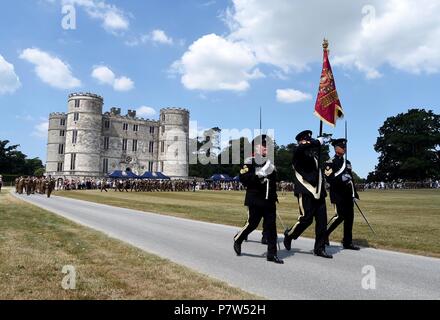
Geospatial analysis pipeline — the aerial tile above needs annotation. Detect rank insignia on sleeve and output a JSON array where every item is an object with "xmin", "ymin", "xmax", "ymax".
[
  {"xmin": 324, "ymin": 166, "xmax": 333, "ymax": 176},
  {"xmin": 240, "ymin": 165, "xmax": 249, "ymax": 174}
]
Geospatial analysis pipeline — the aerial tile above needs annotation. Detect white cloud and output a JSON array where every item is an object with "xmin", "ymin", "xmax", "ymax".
[
  {"xmin": 0, "ymin": 54, "xmax": 21, "ymax": 94},
  {"xmin": 151, "ymin": 29, "xmax": 173, "ymax": 45},
  {"xmin": 91, "ymin": 65, "xmax": 134, "ymax": 91},
  {"xmin": 226, "ymin": 0, "xmax": 440, "ymax": 78},
  {"xmin": 91, "ymin": 65, "xmax": 115, "ymax": 85},
  {"xmin": 32, "ymin": 121, "xmax": 49, "ymax": 138},
  {"xmin": 173, "ymin": 0, "xmax": 440, "ymax": 91},
  {"xmin": 171, "ymin": 33, "xmax": 264, "ymax": 91},
  {"xmin": 61, "ymin": 0, "xmax": 129, "ymax": 33},
  {"xmin": 113, "ymin": 76, "xmax": 134, "ymax": 91},
  {"xmin": 136, "ymin": 106, "xmax": 156, "ymax": 118},
  {"xmin": 19, "ymin": 48, "xmax": 81, "ymax": 89},
  {"xmin": 276, "ymin": 89, "xmax": 312, "ymax": 104}
]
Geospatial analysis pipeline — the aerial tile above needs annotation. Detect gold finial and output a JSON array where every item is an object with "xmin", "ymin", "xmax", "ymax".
[{"xmin": 322, "ymin": 38, "xmax": 329, "ymax": 50}]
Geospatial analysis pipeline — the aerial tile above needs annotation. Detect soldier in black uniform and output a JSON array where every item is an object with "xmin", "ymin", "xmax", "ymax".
[
  {"xmin": 233, "ymin": 135, "xmax": 283, "ymax": 264},
  {"xmin": 283, "ymin": 130, "xmax": 333, "ymax": 258},
  {"xmin": 324, "ymin": 138, "xmax": 360, "ymax": 250}
]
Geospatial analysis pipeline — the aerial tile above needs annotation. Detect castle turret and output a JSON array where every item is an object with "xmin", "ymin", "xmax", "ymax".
[
  {"xmin": 158, "ymin": 108, "xmax": 189, "ymax": 178},
  {"xmin": 64, "ymin": 92, "xmax": 103, "ymax": 177},
  {"xmin": 46, "ymin": 112, "xmax": 67, "ymax": 175}
]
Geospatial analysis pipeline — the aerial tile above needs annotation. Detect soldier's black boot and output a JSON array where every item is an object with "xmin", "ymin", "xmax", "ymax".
[
  {"xmin": 233, "ymin": 240, "xmax": 241, "ymax": 256},
  {"xmin": 314, "ymin": 248, "xmax": 333, "ymax": 259},
  {"xmin": 343, "ymin": 243, "xmax": 360, "ymax": 250},
  {"xmin": 267, "ymin": 255, "xmax": 284, "ymax": 264},
  {"xmin": 283, "ymin": 230, "xmax": 292, "ymax": 251}
]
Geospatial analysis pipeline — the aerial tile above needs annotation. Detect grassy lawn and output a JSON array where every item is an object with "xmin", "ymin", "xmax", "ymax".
[
  {"xmin": 0, "ymin": 188, "xmax": 257, "ymax": 300},
  {"xmin": 55, "ymin": 188, "xmax": 440, "ymax": 258}
]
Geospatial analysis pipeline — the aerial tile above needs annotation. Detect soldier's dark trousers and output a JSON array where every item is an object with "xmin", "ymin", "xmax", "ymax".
[
  {"xmin": 326, "ymin": 201, "xmax": 354, "ymax": 245},
  {"xmin": 285, "ymin": 194, "xmax": 328, "ymax": 251},
  {"xmin": 234, "ymin": 204, "xmax": 277, "ymax": 257}
]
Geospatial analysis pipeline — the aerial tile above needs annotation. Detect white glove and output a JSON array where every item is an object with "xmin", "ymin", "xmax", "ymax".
[
  {"xmin": 256, "ymin": 160, "xmax": 275, "ymax": 178},
  {"xmin": 342, "ymin": 173, "xmax": 352, "ymax": 182},
  {"xmin": 317, "ymin": 137, "xmax": 324, "ymax": 145}
]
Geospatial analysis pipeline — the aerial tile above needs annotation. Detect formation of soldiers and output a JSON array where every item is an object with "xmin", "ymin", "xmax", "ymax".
[
  {"xmin": 14, "ymin": 176, "xmax": 56, "ymax": 198},
  {"xmin": 234, "ymin": 131, "xmax": 361, "ymax": 264},
  {"xmin": 107, "ymin": 179, "xmax": 193, "ymax": 192}
]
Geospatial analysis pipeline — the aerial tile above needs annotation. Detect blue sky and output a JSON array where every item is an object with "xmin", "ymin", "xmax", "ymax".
[{"xmin": 1, "ymin": 0, "xmax": 439, "ymax": 178}]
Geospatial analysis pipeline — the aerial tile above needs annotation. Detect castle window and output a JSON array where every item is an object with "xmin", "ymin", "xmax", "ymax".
[
  {"xmin": 149, "ymin": 126, "xmax": 154, "ymax": 134},
  {"xmin": 175, "ymin": 149, "xmax": 178, "ymax": 157},
  {"xmin": 60, "ymin": 118, "xmax": 66, "ymax": 126},
  {"xmin": 122, "ymin": 139, "xmax": 127, "ymax": 151},
  {"xmin": 133, "ymin": 124, "xmax": 138, "ymax": 132},
  {"xmin": 104, "ymin": 137, "xmax": 109, "ymax": 150},
  {"xmin": 160, "ymin": 161, "xmax": 164, "ymax": 171},
  {"xmin": 148, "ymin": 162, "xmax": 153, "ymax": 172},
  {"xmin": 174, "ymin": 136, "xmax": 178, "ymax": 141},
  {"xmin": 58, "ymin": 144, "xmax": 64, "ymax": 155},
  {"xmin": 162, "ymin": 114, "xmax": 165, "ymax": 121},
  {"xmin": 149, "ymin": 141, "xmax": 154, "ymax": 153},
  {"xmin": 74, "ymin": 100, "xmax": 80, "ymax": 108},
  {"xmin": 60, "ymin": 130, "xmax": 65, "ymax": 137},
  {"xmin": 70, "ymin": 153, "xmax": 76, "ymax": 170},
  {"xmin": 74, "ymin": 112, "xmax": 79, "ymax": 121},
  {"xmin": 132, "ymin": 139, "xmax": 138, "ymax": 152},
  {"xmin": 123, "ymin": 123, "xmax": 128, "ymax": 131},
  {"xmin": 103, "ymin": 158, "xmax": 109, "ymax": 174},
  {"xmin": 72, "ymin": 130, "xmax": 78, "ymax": 144},
  {"xmin": 104, "ymin": 120, "xmax": 110, "ymax": 129},
  {"xmin": 57, "ymin": 162, "xmax": 63, "ymax": 172},
  {"xmin": 161, "ymin": 141, "xmax": 164, "ymax": 153}
]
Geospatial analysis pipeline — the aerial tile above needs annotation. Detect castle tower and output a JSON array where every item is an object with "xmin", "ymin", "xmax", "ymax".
[
  {"xmin": 158, "ymin": 108, "xmax": 189, "ymax": 178},
  {"xmin": 64, "ymin": 93, "xmax": 103, "ymax": 177},
  {"xmin": 46, "ymin": 112, "xmax": 67, "ymax": 175}
]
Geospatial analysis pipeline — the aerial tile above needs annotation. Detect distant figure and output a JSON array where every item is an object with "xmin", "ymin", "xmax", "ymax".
[
  {"xmin": 101, "ymin": 178, "xmax": 108, "ymax": 192},
  {"xmin": 324, "ymin": 139, "xmax": 360, "ymax": 250},
  {"xmin": 0, "ymin": 175, "xmax": 3, "ymax": 193},
  {"xmin": 46, "ymin": 176, "xmax": 55, "ymax": 198},
  {"xmin": 192, "ymin": 179, "xmax": 197, "ymax": 192}
]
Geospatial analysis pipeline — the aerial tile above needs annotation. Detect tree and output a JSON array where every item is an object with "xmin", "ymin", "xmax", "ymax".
[
  {"xmin": 368, "ymin": 109, "xmax": 440, "ymax": 181},
  {"xmin": 0, "ymin": 140, "xmax": 44, "ymax": 176}
]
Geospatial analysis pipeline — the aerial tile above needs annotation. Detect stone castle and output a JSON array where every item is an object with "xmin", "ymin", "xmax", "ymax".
[{"xmin": 46, "ymin": 93, "xmax": 189, "ymax": 179}]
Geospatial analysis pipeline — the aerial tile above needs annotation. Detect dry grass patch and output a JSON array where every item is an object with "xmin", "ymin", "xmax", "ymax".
[{"xmin": 0, "ymin": 189, "xmax": 257, "ymax": 300}]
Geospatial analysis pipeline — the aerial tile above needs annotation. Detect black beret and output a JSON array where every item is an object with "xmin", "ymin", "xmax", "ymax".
[
  {"xmin": 295, "ymin": 130, "xmax": 313, "ymax": 142},
  {"xmin": 331, "ymin": 138, "xmax": 347, "ymax": 148}
]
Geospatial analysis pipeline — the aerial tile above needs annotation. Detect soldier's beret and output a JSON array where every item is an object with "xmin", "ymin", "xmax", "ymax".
[
  {"xmin": 331, "ymin": 138, "xmax": 347, "ymax": 148},
  {"xmin": 295, "ymin": 130, "xmax": 313, "ymax": 142}
]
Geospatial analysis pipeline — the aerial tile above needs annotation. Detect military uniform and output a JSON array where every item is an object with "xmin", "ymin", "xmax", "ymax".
[
  {"xmin": 233, "ymin": 135, "xmax": 283, "ymax": 264},
  {"xmin": 284, "ymin": 130, "xmax": 332, "ymax": 258},
  {"xmin": 324, "ymin": 139, "xmax": 360, "ymax": 250}
]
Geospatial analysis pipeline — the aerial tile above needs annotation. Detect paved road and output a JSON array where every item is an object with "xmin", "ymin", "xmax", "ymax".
[{"xmin": 11, "ymin": 192, "xmax": 440, "ymax": 300}]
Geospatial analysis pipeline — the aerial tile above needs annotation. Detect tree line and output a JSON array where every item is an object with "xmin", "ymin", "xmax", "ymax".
[{"xmin": 190, "ymin": 109, "xmax": 440, "ymax": 182}]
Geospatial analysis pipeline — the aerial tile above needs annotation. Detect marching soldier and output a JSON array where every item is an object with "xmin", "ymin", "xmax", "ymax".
[
  {"xmin": 46, "ymin": 176, "xmax": 55, "ymax": 198},
  {"xmin": 324, "ymin": 138, "xmax": 360, "ymax": 250},
  {"xmin": 283, "ymin": 130, "xmax": 333, "ymax": 258},
  {"xmin": 101, "ymin": 178, "xmax": 108, "ymax": 192},
  {"xmin": 25, "ymin": 176, "xmax": 31, "ymax": 196},
  {"xmin": 233, "ymin": 134, "xmax": 283, "ymax": 264}
]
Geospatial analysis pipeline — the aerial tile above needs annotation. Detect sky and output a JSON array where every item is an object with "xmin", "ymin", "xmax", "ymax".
[{"xmin": 1, "ymin": 0, "xmax": 440, "ymax": 178}]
